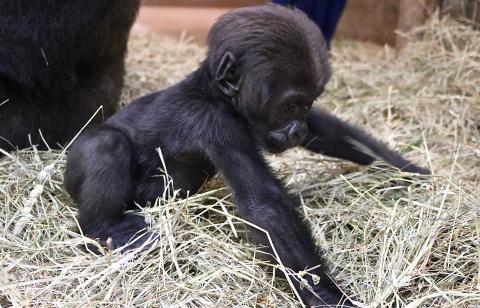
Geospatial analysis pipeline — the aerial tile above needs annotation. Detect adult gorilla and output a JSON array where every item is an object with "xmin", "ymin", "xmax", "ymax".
[
  {"xmin": 65, "ymin": 4, "xmax": 429, "ymax": 307},
  {"xmin": 0, "ymin": 1, "xmax": 140, "ymax": 151}
]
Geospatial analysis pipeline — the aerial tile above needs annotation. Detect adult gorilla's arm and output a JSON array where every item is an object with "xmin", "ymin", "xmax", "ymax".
[
  {"xmin": 302, "ymin": 108, "xmax": 430, "ymax": 174},
  {"xmin": 206, "ymin": 141, "xmax": 351, "ymax": 306}
]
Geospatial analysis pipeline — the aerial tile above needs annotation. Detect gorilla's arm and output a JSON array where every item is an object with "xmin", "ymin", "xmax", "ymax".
[
  {"xmin": 206, "ymin": 141, "xmax": 351, "ymax": 307},
  {"xmin": 302, "ymin": 108, "xmax": 430, "ymax": 174}
]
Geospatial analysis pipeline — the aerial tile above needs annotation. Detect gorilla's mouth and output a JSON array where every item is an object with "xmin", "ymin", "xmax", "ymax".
[
  {"xmin": 265, "ymin": 122, "xmax": 307, "ymax": 153},
  {"xmin": 264, "ymin": 136, "xmax": 292, "ymax": 154}
]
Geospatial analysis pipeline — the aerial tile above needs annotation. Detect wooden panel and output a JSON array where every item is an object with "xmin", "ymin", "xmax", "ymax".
[
  {"xmin": 137, "ymin": 0, "xmax": 446, "ymax": 47},
  {"xmin": 141, "ymin": 0, "xmax": 403, "ymax": 46},
  {"xmin": 396, "ymin": 0, "xmax": 438, "ymax": 48},
  {"xmin": 335, "ymin": 0, "xmax": 400, "ymax": 46},
  {"xmin": 134, "ymin": 6, "xmax": 228, "ymax": 44}
]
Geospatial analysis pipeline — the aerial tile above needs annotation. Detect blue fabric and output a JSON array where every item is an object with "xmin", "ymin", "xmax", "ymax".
[{"xmin": 271, "ymin": 0, "xmax": 347, "ymax": 45}]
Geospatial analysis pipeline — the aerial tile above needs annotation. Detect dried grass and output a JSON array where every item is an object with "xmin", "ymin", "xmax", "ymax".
[{"xmin": 1, "ymin": 16, "xmax": 479, "ymax": 307}]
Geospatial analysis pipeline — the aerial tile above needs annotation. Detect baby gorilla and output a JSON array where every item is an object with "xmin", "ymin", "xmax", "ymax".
[{"xmin": 65, "ymin": 4, "xmax": 429, "ymax": 307}]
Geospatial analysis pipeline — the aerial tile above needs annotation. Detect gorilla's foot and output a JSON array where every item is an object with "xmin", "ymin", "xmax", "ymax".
[
  {"xmin": 83, "ymin": 213, "xmax": 159, "ymax": 253},
  {"xmin": 400, "ymin": 164, "xmax": 430, "ymax": 175},
  {"xmin": 299, "ymin": 282, "xmax": 354, "ymax": 307}
]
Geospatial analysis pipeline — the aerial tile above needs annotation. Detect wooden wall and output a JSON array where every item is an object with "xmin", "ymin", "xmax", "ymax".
[
  {"xmin": 335, "ymin": 0, "xmax": 400, "ymax": 46},
  {"xmin": 140, "ymin": 0, "xmax": 405, "ymax": 46},
  {"xmin": 139, "ymin": 0, "xmax": 478, "ymax": 47}
]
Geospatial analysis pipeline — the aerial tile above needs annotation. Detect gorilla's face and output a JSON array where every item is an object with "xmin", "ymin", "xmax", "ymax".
[
  {"xmin": 254, "ymin": 67, "xmax": 326, "ymax": 154},
  {"xmin": 263, "ymin": 89, "xmax": 312, "ymax": 153},
  {"xmin": 211, "ymin": 48, "xmax": 329, "ymax": 154}
]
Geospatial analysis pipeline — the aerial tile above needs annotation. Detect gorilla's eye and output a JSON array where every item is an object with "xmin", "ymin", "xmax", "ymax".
[{"xmin": 284, "ymin": 103, "xmax": 299, "ymax": 114}]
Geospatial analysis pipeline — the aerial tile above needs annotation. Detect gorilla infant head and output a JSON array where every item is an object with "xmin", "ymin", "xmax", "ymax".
[{"xmin": 206, "ymin": 5, "xmax": 331, "ymax": 153}]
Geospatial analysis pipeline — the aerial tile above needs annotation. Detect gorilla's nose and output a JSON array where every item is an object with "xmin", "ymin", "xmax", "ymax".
[{"xmin": 288, "ymin": 121, "xmax": 307, "ymax": 145}]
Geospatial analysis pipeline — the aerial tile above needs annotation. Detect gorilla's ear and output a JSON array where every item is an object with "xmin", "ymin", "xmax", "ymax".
[{"xmin": 215, "ymin": 52, "xmax": 241, "ymax": 97}]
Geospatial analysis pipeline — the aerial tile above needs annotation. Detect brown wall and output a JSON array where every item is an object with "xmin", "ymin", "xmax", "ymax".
[
  {"xmin": 336, "ymin": 0, "xmax": 438, "ymax": 47},
  {"xmin": 335, "ymin": 0, "xmax": 400, "ymax": 46},
  {"xmin": 138, "ymin": 0, "xmax": 403, "ymax": 46},
  {"xmin": 138, "ymin": 0, "xmax": 453, "ymax": 47}
]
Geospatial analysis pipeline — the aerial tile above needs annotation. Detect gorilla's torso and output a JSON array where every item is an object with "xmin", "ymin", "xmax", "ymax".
[{"xmin": 106, "ymin": 85, "xmax": 222, "ymax": 194}]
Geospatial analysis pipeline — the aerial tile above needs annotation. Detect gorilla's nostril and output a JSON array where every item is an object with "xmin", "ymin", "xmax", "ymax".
[{"xmin": 289, "ymin": 131, "xmax": 300, "ymax": 143}]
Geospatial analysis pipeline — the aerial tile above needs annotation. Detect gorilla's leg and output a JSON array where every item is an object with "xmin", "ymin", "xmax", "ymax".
[
  {"xmin": 303, "ymin": 108, "xmax": 430, "ymax": 174},
  {"xmin": 64, "ymin": 126, "xmax": 154, "ymax": 250},
  {"xmin": 134, "ymin": 159, "xmax": 215, "ymax": 204}
]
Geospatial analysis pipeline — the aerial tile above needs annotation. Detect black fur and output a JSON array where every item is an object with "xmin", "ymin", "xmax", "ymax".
[
  {"xmin": 64, "ymin": 5, "xmax": 429, "ymax": 307},
  {"xmin": 0, "ymin": 0, "xmax": 140, "ymax": 151}
]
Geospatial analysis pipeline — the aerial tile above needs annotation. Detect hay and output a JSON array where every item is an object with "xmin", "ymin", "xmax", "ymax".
[{"xmin": 1, "ymin": 16, "xmax": 479, "ymax": 307}]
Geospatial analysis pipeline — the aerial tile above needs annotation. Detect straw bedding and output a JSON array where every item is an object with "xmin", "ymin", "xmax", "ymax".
[{"xmin": 1, "ymin": 16, "xmax": 479, "ymax": 307}]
